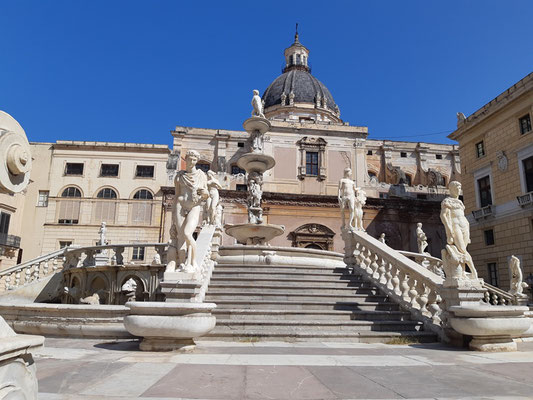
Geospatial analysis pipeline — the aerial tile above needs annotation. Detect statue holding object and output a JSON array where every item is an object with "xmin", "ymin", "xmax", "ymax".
[
  {"xmin": 440, "ymin": 181, "xmax": 479, "ymax": 286},
  {"xmin": 166, "ymin": 150, "xmax": 209, "ymax": 274}
]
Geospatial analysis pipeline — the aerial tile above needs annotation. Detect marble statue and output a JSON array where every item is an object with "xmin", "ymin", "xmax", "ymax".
[
  {"xmin": 416, "ymin": 222, "xmax": 429, "ymax": 254},
  {"xmin": 379, "ymin": 233, "xmax": 386, "ymax": 244},
  {"xmin": 456, "ymin": 112, "xmax": 466, "ymax": 125},
  {"xmin": 251, "ymin": 89, "xmax": 265, "ymax": 118},
  {"xmin": 152, "ymin": 253, "xmax": 161, "ymax": 265},
  {"xmin": 98, "ymin": 222, "xmax": 107, "ymax": 246},
  {"xmin": 338, "ymin": 168, "xmax": 357, "ymax": 230},
  {"xmin": 251, "ymin": 130, "xmax": 264, "ymax": 152},
  {"xmin": 247, "ymin": 171, "xmax": 263, "ymax": 224},
  {"xmin": 214, "ymin": 204, "xmax": 223, "ymax": 227},
  {"xmin": 80, "ymin": 292, "xmax": 100, "ymax": 305},
  {"xmin": 166, "ymin": 150, "xmax": 209, "ymax": 274},
  {"xmin": 440, "ymin": 180, "xmax": 479, "ymax": 285},
  {"xmin": 509, "ymin": 255, "xmax": 528, "ymax": 297},
  {"xmin": 205, "ymin": 170, "xmax": 223, "ymax": 225},
  {"xmin": 354, "ymin": 187, "xmax": 366, "ymax": 231},
  {"xmin": 121, "ymin": 278, "xmax": 138, "ymax": 302}
]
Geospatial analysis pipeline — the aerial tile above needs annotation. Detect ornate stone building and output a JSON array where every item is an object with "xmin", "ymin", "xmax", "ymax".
[
  {"xmin": 161, "ymin": 33, "xmax": 458, "ymax": 254},
  {"xmin": 449, "ymin": 72, "xmax": 533, "ymax": 290}
]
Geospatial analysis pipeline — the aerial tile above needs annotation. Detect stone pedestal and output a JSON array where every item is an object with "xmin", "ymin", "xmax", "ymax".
[
  {"xmin": 225, "ymin": 223, "xmax": 285, "ymax": 245},
  {"xmin": 0, "ymin": 317, "xmax": 44, "ymax": 399},
  {"xmin": 124, "ymin": 302, "xmax": 216, "ymax": 351}
]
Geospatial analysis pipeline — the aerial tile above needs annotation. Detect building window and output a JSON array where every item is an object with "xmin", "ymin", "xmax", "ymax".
[
  {"xmin": 476, "ymin": 141, "xmax": 485, "ymax": 158},
  {"xmin": 100, "ymin": 164, "xmax": 119, "ymax": 177},
  {"xmin": 231, "ymin": 165, "xmax": 246, "ymax": 175},
  {"xmin": 519, "ymin": 114, "xmax": 532, "ymax": 135},
  {"xmin": 236, "ymin": 184, "xmax": 247, "ymax": 192},
  {"xmin": 133, "ymin": 189, "xmax": 153, "ymax": 200},
  {"xmin": 400, "ymin": 152, "xmax": 407, "ymax": 158},
  {"xmin": 477, "ymin": 175, "xmax": 492, "ymax": 207},
  {"xmin": 436, "ymin": 154, "xmax": 442, "ymax": 160},
  {"xmin": 135, "ymin": 165, "xmax": 154, "ymax": 178},
  {"xmin": 59, "ymin": 241, "xmax": 72, "ymax": 249},
  {"xmin": 196, "ymin": 163, "xmax": 210, "ymax": 173},
  {"xmin": 132, "ymin": 246, "xmax": 145, "ymax": 261},
  {"xmin": 65, "ymin": 162, "xmax": 84, "ymax": 176},
  {"xmin": 58, "ymin": 187, "xmax": 81, "ymax": 224},
  {"xmin": 297, "ymin": 137, "xmax": 327, "ymax": 180},
  {"xmin": 306, "ymin": 152, "xmax": 319, "ymax": 176},
  {"xmin": 37, "ymin": 191, "xmax": 49, "ymax": 207},
  {"xmin": 0, "ymin": 212, "xmax": 11, "ymax": 235},
  {"xmin": 367, "ymin": 150, "xmax": 373, "ymax": 156},
  {"xmin": 484, "ymin": 229, "xmax": 494, "ymax": 246},
  {"xmin": 523, "ymin": 155, "xmax": 533, "ymax": 192},
  {"xmin": 237, "ymin": 142, "xmax": 245, "ymax": 148},
  {"xmin": 131, "ymin": 190, "xmax": 153, "ymax": 225},
  {"xmin": 97, "ymin": 188, "xmax": 117, "ymax": 199},
  {"xmin": 487, "ymin": 263, "xmax": 499, "ymax": 286}
]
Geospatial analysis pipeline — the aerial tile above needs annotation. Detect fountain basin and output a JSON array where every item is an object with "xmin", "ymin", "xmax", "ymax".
[
  {"xmin": 243, "ymin": 116, "xmax": 271, "ymax": 134},
  {"xmin": 237, "ymin": 152, "xmax": 275, "ymax": 174},
  {"xmin": 124, "ymin": 302, "xmax": 216, "ymax": 351},
  {"xmin": 225, "ymin": 223, "xmax": 285, "ymax": 245},
  {"xmin": 449, "ymin": 305, "xmax": 530, "ymax": 352}
]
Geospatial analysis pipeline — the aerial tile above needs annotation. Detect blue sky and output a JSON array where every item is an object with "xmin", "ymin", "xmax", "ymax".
[{"xmin": 1, "ymin": 1, "xmax": 532, "ymax": 146}]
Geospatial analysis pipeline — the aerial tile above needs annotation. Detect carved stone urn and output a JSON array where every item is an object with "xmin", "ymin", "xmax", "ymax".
[
  {"xmin": 124, "ymin": 302, "xmax": 216, "ymax": 351},
  {"xmin": 448, "ymin": 305, "xmax": 530, "ymax": 351}
]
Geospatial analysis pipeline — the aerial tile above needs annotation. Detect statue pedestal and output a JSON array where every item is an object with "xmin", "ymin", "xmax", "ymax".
[
  {"xmin": 225, "ymin": 223, "xmax": 285, "ymax": 245},
  {"xmin": 243, "ymin": 116, "xmax": 271, "ymax": 134}
]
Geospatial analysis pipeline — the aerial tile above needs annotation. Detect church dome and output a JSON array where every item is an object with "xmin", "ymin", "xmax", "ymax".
[
  {"xmin": 262, "ymin": 70, "xmax": 338, "ymax": 111},
  {"xmin": 261, "ymin": 30, "xmax": 341, "ymax": 123}
]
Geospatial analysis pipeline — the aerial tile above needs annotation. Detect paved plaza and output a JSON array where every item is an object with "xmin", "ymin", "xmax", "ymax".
[{"xmin": 35, "ymin": 338, "xmax": 533, "ymax": 400}]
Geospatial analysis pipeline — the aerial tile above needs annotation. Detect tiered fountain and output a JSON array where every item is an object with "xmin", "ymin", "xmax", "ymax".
[{"xmin": 224, "ymin": 90, "xmax": 285, "ymax": 245}]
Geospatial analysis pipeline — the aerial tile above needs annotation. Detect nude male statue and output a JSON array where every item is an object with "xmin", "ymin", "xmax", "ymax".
[
  {"xmin": 416, "ymin": 222, "xmax": 429, "ymax": 254},
  {"xmin": 338, "ymin": 168, "xmax": 365, "ymax": 231},
  {"xmin": 251, "ymin": 89, "xmax": 265, "ymax": 118},
  {"xmin": 166, "ymin": 150, "xmax": 209, "ymax": 274},
  {"xmin": 440, "ymin": 180, "xmax": 478, "ymax": 281}
]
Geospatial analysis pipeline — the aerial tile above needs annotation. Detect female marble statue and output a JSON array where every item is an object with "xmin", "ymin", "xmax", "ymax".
[
  {"xmin": 509, "ymin": 255, "xmax": 528, "ymax": 296},
  {"xmin": 440, "ymin": 181, "xmax": 478, "ymax": 282},
  {"xmin": 416, "ymin": 222, "xmax": 429, "ymax": 254},
  {"xmin": 166, "ymin": 150, "xmax": 209, "ymax": 274},
  {"xmin": 205, "ymin": 170, "xmax": 223, "ymax": 225}
]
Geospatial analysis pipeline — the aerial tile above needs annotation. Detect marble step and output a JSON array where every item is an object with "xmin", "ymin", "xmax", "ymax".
[
  {"xmin": 210, "ymin": 277, "xmax": 373, "ymax": 287},
  {"xmin": 205, "ymin": 291, "xmax": 389, "ymax": 302},
  {"xmin": 211, "ymin": 271, "xmax": 359, "ymax": 280},
  {"xmin": 204, "ymin": 299, "xmax": 401, "ymax": 311},
  {"xmin": 205, "ymin": 329, "xmax": 438, "ymax": 343},
  {"xmin": 214, "ymin": 265, "xmax": 348, "ymax": 274},
  {"xmin": 212, "ymin": 319, "xmax": 422, "ymax": 332},
  {"xmin": 207, "ymin": 283, "xmax": 382, "ymax": 294},
  {"xmin": 212, "ymin": 308, "xmax": 413, "ymax": 321}
]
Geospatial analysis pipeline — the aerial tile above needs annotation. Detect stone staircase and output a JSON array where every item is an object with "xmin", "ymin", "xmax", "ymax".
[{"xmin": 204, "ymin": 259, "xmax": 438, "ymax": 342}]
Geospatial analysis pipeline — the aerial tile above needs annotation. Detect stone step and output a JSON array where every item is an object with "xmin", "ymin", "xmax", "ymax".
[
  {"xmin": 208, "ymin": 283, "xmax": 381, "ymax": 294},
  {"xmin": 212, "ymin": 319, "xmax": 422, "ymax": 332},
  {"xmin": 214, "ymin": 265, "xmax": 348, "ymax": 275},
  {"xmin": 206, "ymin": 291, "xmax": 389, "ymax": 302},
  {"xmin": 212, "ymin": 308, "xmax": 413, "ymax": 321},
  {"xmin": 205, "ymin": 299, "xmax": 400, "ymax": 311},
  {"xmin": 205, "ymin": 329, "xmax": 438, "ymax": 343},
  {"xmin": 212, "ymin": 271, "xmax": 359, "ymax": 280},
  {"xmin": 210, "ymin": 277, "xmax": 372, "ymax": 287}
]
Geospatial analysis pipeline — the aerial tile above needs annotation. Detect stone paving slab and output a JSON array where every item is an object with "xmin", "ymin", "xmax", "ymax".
[{"xmin": 36, "ymin": 339, "xmax": 533, "ymax": 400}]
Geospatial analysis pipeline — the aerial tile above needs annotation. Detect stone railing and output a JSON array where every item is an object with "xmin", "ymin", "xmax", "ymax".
[
  {"xmin": 517, "ymin": 191, "xmax": 533, "ymax": 207},
  {"xmin": 343, "ymin": 230, "xmax": 445, "ymax": 338},
  {"xmin": 399, "ymin": 251, "xmax": 444, "ymax": 277},
  {"xmin": 472, "ymin": 205, "xmax": 493, "ymax": 220},
  {"xmin": 0, "ymin": 247, "xmax": 74, "ymax": 292},
  {"xmin": 400, "ymin": 250, "xmax": 522, "ymax": 306}
]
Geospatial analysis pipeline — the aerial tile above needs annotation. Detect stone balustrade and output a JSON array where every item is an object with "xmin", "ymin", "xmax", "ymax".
[{"xmin": 343, "ymin": 230, "xmax": 445, "ymax": 338}]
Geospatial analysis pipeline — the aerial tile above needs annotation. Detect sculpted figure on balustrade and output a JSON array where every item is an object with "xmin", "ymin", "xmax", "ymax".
[
  {"xmin": 440, "ymin": 181, "xmax": 480, "ymax": 287},
  {"xmin": 338, "ymin": 168, "xmax": 366, "ymax": 231},
  {"xmin": 416, "ymin": 222, "xmax": 429, "ymax": 255},
  {"xmin": 509, "ymin": 255, "xmax": 528, "ymax": 297},
  {"xmin": 205, "ymin": 170, "xmax": 223, "ymax": 226},
  {"xmin": 166, "ymin": 150, "xmax": 209, "ymax": 274}
]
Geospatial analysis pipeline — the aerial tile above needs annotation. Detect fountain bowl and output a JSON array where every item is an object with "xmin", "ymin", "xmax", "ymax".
[
  {"xmin": 225, "ymin": 223, "xmax": 285, "ymax": 245},
  {"xmin": 237, "ymin": 152, "xmax": 275, "ymax": 174}
]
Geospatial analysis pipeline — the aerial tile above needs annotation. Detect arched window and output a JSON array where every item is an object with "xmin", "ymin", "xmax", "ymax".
[
  {"xmin": 97, "ymin": 188, "xmax": 117, "ymax": 199},
  {"xmin": 131, "ymin": 189, "xmax": 154, "ymax": 225},
  {"xmin": 94, "ymin": 188, "xmax": 117, "ymax": 223},
  {"xmin": 59, "ymin": 187, "xmax": 81, "ymax": 224},
  {"xmin": 133, "ymin": 189, "xmax": 153, "ymax": 200},
  {"xmin": 62, "ymin": 187, "xmax": 81, "ymax": 198}
]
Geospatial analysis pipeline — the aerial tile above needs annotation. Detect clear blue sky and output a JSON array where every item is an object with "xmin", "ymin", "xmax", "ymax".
[{"xmin": 2, "ymin": 1, "xmax": 532, "ymax": 146}]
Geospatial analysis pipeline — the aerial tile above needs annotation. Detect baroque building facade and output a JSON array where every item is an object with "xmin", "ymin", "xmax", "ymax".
[
  {"xmin": 449, "ymin": 72, "xmax": 533, "ymax": 290},
  {"xmin": 0, "ymin": 33, "xmax": 459, "ymax": 270}
]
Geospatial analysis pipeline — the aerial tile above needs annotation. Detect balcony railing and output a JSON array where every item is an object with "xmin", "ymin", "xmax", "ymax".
[
  {"xmin": 472, "ymin": 205, "xmax": 493, "ymax": 220},
  {"xmin": 517, "ymin": 192, "xmax": 533, "ymax": 207},
  {"xmin": 0, "ymin": 233, "xmax": 21, "ymax": 248}
]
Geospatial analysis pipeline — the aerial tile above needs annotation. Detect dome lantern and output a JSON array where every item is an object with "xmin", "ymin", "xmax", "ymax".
[{"xmin": 283, "ymin": 24, "xmax": 310, "ymax": 73}]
